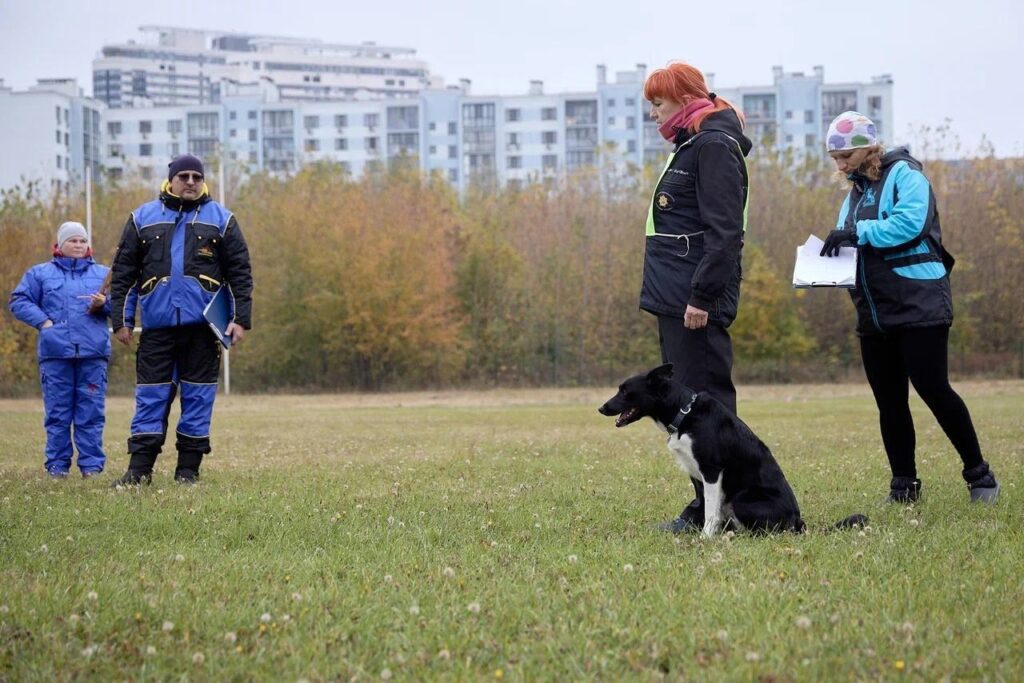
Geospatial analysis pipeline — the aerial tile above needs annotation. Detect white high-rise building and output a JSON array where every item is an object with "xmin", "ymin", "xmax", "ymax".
[
  {"xmin": 92, "ymin": 26, "xmax": 437, "ymax": 108},
  {"xmin": 0, "ymin": 78, "xmax": 103, "ymax": 196}
]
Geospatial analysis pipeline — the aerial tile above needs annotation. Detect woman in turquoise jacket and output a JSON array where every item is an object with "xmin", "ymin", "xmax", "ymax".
[
  {"xmin": 820, "ymin": 112, "xmax": 999, "ymax": 504},
  {"xmin": 9, "ymin": 222, "xmax": 111, "ymax": 478}
]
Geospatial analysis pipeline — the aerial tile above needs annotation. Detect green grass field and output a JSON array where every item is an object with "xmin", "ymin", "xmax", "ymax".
[{"xmin": 1, "ymin": 382, "xmax": 1021, "ymax": 681}]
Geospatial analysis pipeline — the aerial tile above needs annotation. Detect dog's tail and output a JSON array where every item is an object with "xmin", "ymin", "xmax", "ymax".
[{"xmin": 832, "ymin": 513, "xmax": 868, "ymax": 530}]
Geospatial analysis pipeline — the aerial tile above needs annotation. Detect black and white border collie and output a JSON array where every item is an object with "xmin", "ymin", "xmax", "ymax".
[{"xmin": 599, "ymin": 364, "xmax": 865, "ymax": 536}]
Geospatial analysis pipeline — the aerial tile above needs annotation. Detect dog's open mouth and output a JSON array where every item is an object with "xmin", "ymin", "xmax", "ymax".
[{"xmin": 615, "ymin": 408, "xmax": 638, "ymax": 428}]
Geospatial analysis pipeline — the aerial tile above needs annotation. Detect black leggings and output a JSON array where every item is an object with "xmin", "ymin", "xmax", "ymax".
[{"xmin": 859, "ymin": 326, "xmax": 983, "ymax": 478}]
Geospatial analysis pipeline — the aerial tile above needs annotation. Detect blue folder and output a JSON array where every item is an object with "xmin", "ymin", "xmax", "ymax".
[{"xmin": 203, "ymin": 286, "xmax": 234, "ymax": 349}]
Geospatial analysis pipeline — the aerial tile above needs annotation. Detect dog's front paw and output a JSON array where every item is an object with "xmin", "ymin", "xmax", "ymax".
[{"xmin": 702, "ymin": 519, "xmax": 722, "ymax": 537}]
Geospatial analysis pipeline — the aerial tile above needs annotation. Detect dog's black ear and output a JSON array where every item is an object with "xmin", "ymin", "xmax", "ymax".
[{"xmin": 647, "ymin": 363, "xmax": 674, "ymax": 382}]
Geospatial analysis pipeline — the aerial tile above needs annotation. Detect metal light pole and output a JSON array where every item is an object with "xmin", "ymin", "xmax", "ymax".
[{"xmin": 85, "ymin": 165, "xmax": 92, "ymax": 242}]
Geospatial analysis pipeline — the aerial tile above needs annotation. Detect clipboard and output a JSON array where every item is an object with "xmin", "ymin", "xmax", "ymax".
[
  {"xmin": 792, "ymin": 234, "xmax": 857, "ymax": 289},
  {"xmin": 203, "ymin": 286, "xmax": 234, "ymax": 349}
]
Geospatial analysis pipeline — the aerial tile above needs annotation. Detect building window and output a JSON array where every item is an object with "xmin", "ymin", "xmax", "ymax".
[
  {"xmin": 230, "ymin": 129, "xmax": 237, "ymax": 138},
  {"xmin": 366, "ymin": 137, "xmax": 379, "ymax": 153},
  {"xmin": 541, "ymin": 107, "xmax": 557, "ymax": 121},
  {"xmin": 805, "ymin": 133, "xmax": 816, "ymax": 147},
  {"xmin": 804, "ymin": 110, "xmax": 814, "ymax": 124},
  {"xmin": 505, "ymin": 108, "xmax": 521, "ymax": 122},
  {"xmin": 248, "ymin": 110, "xmax": 257, "ymax": 120},
  {"xmin": 448, "ymin": 144, "xmax": 457, "ymax": 158},
  {"xmin": 626, "ymin": 116, "xmax": 636, "ymax": 129},
  {"xmin": 334, "ymin": 114, "xmax": 348, "ymax": 128},
  {"xmin": 542, "ymin": 154, "xmax": 558, "ymax": 170},
  {"xmin": 248, "ymin": 151, "xmax": 258, "ymax": 163},
  {"xmin": 429, "ymin": 145, "xmax": 436, "ymax": 154},
  {"xmin": 607, "ymin": 98, "xmax": 616, "ymax": 107},
  {"xmin": 607, "ymin": 116, "xmax": 615, "ymax": 125},
  {"xmin": 188, "ymin": 112, "xmax": 219, "ymax": 138},
  {"xmin": 507, "ymin": 132, "xmax": 521, "ymax": 149},
  {"xmin": 249, "ymin": 129, "xmax": 258, "ymax": 142},
  {"xmin": 107, "ymin": 121, "xmax": 122, "ymax": 135},
  {"xmin": 364, "ymin": 113, "xmax": 379, "ymax": 129},
  {"xmin": 627, "ymin": 140, "xmax": 637, "ymax": 153},
  {"xmin": 170, "ymin": 142, "xmax": 180, "ymax": 156},
  {"xmin": 542, "ymin": 131, "xmax": 557, "ymax": 145},
  {"xmin": 335, "ymin": 138, "xmax": 348, "ymax": 151},
  {"xmin": 448, "ymin": 168, "xmax": 458, "ymax": 183},
  {"xmin": 785, "ymin": 110, "xmax": 793, "ymax": 120},
  {"xmin": 428, "ymin": 122, "xmax": 436, "ymax": 131},
  {"xmin": 387, "ymin": 132, "xmax": 418, "ymax": 155},
  {"xmin": 229, "ymin": 111, "xmax": 237, "ymax": 120},
  {"xmin": 55, "ymin": 106, "xmax": 61, "ymax": 125},
  {"xmin": 387, "ymin": 105, "xmax": 419, "ymax": 130},
  {"xmin": 304, "ymin": 115, "xmax": 320, "ymax": 129},
  {"xmin": 507, "ymin": 155, "xmax": 522, "ymax": 169},
  {"xmin": 140, "ymin": 143, "xmax": 152, "ymax": 156},
  {"xmin": 167, "ymin": 120, "xmax": 183, "ymax": 134},
  {"xmin": 625, "ymin": 97, "xmax": 636, "ymax": 106},
  {"xmin": 56, "ymin": 130, "xmax": 62, "ymax": 144},
  {"xmin": 109, "ymin": 144, "xmax": 122, "ymax": 157},
  {"xmin": 304, "ymin": 139, "xmax": 320, "ymax": 152},
  {"xmin": 56, "ymin": 155, "xmax": 62, "ymax": 169},
  {"xmin": 448, "ymin": 122, "xmax": 457, "ymax": 135},
  {"xmin": 785, "ymin": 134, "xmax": 794, "ymax": 143},
  {"xmin": 139, "ymin": 120, "xmax": 152, "ymax": 134}
]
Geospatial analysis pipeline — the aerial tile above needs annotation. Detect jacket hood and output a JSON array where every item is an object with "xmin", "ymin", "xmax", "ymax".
[
  {"xmin": 677, "ymin": 108, "xmax": 753, "ymax": 157},
  {"xmin": 159, "ymin": 179, "xmax": 211, "ymax": 211},
  {"xmin": 50, "ymin": 250, "xmax": 95, "ymax": 267},
  {"xmin": 881, "ymin": 146, "xmax": 922, "ymax": 172}
]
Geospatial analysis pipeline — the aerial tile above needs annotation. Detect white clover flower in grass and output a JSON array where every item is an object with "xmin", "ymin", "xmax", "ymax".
[
  {"xmin": 174, "ymin": 554, "xmax": 185, "ymax": 562},
  {"xmin": 795, "ymin": 616, "xmax": 812, "ymax": 629},
  {"xmin": 0, "ymin": 605, "xmax": 7, "ymax": 614},
  {"xmin": 69, "ymin": 614, "xmax": 80, "ymax": 625},
  {"xmin": 383, "ymin": 575, "xmax": 393, "ymax": 584},
  {"xmin": 224, "ymin": 632, "xmax": 237, "ymax": 644},
  {"xmin": 715, "ymin": 629, "xmax": 728, "ymax": 642},
  {"xmin": 567, "ymin": 555, "xmax": 578, "ymax": 564},
  {"xmin": 146, "ymin": 645, "xmax": 157, "ymax": 656},
  {"xmin": 467, "ymin": 602, "xmax": 481, "ymax": 614},
  {"xmin": 292, "ymin": 592, "xmax": 303, "ymax": 601},
  {"xmin": 87, "ymin": 591, "xmax": 98, "ymax": 601},
  {"xmin": 443, "ymin": 567, "xmax": 455, "ymax": 579},
  {"xmin": 380, "ymin": 669, "xmax": 393, "ymax": 680},
  {"xmin": 40, "ymin": 544, "xmax": 48, "ymax": 553},
  {"xmin": 283, "ymin": 614, "xmax": 291, "ymax": 622},
  {"xmin": 260, "ymin": 612, "xmax": 272, "ymax": 623},
  {"xmin": 623, "ymin": 564, "xmax": 634, "ymax": 573},
  {"xmin": 409, "ymin": 604, "xmax": 420, "ymax": 616},
  {"xmin": 162, "ymin": 621, "xmax": 174, "ymax": 632},
  {"xmin": 81, "ymin": 645, "xmax": 97, "ymax": 658},
  {"xmin": 745, "ymin": 651, "xmax": 761, "ymax": 662},
  {"xmin": 192, "ymin": 652, "xmax": 205, "ymax": 665}
]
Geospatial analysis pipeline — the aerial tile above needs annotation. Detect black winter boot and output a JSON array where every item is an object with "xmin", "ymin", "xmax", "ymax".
[
  {"xmin": 963, "ymin": 462, "xmax": 1000, "ymax": 504},
  {"xmin": 174, "ymin": 451, "xmax": 204, "ymax": 485},
  {"xmin": 886, "ymin": 476, "xmax": 922, "ymax": 504},
  {"xmin": 110, "ymin": 453, "xmax": 156, "ymax": 488}
]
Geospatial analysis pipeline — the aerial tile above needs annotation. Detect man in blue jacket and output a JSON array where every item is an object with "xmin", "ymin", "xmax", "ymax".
[
  {"xmin": 9, "ymin": 222, "xmax": 111, "ymax": 478},
  {"xmin": 108, "ymin": 154, "xmax": 253, "ymax": 486}
]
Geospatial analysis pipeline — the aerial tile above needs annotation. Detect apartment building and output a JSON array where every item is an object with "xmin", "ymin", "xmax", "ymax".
[
  {"xmin": 93, "ymin": 26, "xmax": 436, "ymax": 108},
  {"xmin": 0, "ymin": 78, "xmax": 103, "ymax": 195}
]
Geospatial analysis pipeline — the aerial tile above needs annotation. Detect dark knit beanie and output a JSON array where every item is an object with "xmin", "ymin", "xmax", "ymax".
[{"xmin": 167, "ymin": 154, "xmax": 205, "ymax": 181}]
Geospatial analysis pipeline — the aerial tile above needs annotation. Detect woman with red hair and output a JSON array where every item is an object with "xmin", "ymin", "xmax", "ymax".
[{"xmin": 639, "ymin": 62, "xmax": 752, "ymax": 533}]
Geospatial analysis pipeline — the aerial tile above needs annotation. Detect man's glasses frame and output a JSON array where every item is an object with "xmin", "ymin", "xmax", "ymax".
[{"xmin": 175, "ymin": 172, "xmax": 204, "ymax": 183}]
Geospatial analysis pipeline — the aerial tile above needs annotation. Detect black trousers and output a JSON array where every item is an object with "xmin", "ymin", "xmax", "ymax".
[
  {"xmin": 859, "ymin": 325, "xmax": 983, "ymax": 479},
  {"xmin": 658, "ymin": 315, "xmax": 737, "ymax": 522},
  {"xmin": 657, "ymin": 316, "xmax": 736, "ymax": 413},
  {"xmin": 128, "ymin": 324, "xmax": 221, "ymax": 472}
]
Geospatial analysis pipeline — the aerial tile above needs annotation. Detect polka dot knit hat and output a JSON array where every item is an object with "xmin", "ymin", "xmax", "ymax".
[{"xmin": 826, "ymin": 111, "xmax": 878, "ymax": 152}]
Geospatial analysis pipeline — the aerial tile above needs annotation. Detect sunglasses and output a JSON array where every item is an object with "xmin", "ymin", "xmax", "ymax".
[{"xmin": 175, "ymin": 172, "xmax": 204, "ymax": 183}]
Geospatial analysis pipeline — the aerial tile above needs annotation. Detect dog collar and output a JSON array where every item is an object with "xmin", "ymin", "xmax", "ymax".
[{"xmin": 667, "ymin": 393, "xmax": 698, "ymax": 434}]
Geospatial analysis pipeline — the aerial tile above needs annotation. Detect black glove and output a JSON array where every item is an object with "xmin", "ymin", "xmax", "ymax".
[{"xmin": 820, "ymin": 228, "xmax": 858, "ymax": 257}]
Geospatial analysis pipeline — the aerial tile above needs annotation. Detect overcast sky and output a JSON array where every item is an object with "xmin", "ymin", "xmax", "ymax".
[{"xmin": 2, "ymin": 0, "xmax": 1021, "ymax": 157}]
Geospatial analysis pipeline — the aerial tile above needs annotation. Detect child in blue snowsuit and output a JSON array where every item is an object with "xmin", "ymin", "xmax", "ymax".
[{"xmin": 9, "ymin": 222, "xmax": 112, "ymax": 478}]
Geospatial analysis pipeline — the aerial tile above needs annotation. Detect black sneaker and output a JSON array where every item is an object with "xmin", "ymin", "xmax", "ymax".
[
  {"xmin": 174, "ymin": 469, "xmax": 199, "ymax": 485},
  {"xmin": 110, "ymin": 470, "xmax": 152, "ymax": 488},
  {"xmin": 963, "ymin": 463, "xmax": 1000, "ymax": 504},
  {"xmin": 886, "ymin": 477, "xmax": 922, "ymax": 504},
  {"xmin": 657, "ymin": 500, "xmax": 703, "ymax": 534}
]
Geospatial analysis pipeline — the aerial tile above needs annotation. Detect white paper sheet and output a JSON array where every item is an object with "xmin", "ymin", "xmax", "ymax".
[{"xmin": 792, "ymin": 234, "xmax": 857, "ymax": 288}]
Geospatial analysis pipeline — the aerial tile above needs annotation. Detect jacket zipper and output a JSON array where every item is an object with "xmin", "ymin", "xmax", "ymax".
[{"xmin": 852, "ymin": 181, "xmax": 883, "ymax": 332}]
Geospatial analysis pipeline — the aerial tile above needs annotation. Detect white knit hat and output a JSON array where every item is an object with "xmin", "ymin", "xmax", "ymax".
[
  {"xmin": 56, "ymin": 221, "xmax": 88, "ymax": 248},
  {"xmin": 826, "ymin": 111, "xmax": 878, "ymax": 152}
]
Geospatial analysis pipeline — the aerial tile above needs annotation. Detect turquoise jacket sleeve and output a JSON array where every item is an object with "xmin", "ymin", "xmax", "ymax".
[{"xmin": 855, "ymin": 163, "xmax": 930, "ymax": 249}]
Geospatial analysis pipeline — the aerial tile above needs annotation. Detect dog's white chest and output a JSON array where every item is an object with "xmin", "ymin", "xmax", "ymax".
[{"xmin": 667, "ymin": 433, "xmax": 700, "ymax": 480}]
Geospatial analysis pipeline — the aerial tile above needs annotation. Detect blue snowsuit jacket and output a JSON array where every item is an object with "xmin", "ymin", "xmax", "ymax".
[{"xmin": 9, "ymin": 254, "xmax": 112, "ymax": 360}]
